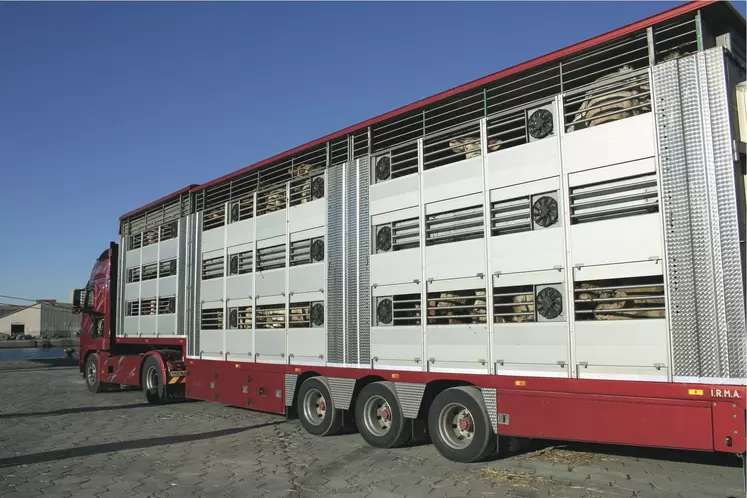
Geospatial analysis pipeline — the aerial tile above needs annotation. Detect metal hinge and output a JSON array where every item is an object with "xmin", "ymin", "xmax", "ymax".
[{"xmin": 497, "ymin": 413, "xmax": 510, "ymax": 425}]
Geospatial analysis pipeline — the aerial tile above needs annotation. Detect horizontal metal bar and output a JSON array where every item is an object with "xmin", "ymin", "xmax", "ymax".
[
  {"xmin": 570, "ymin": 175, "xmax": 656, "ymax": 196},
  {"xmin": 494, "ymin": 311, "xmax": 535, "ymax": 317},
  {"xmin": 575, "ymin": 283, "xmax": 664, "ymax": 293},
  {"xmin": 563, "ymin": 78, "xmax": 651, "ymax": 108},
  {"xmin": 563, "ymin": 66, "xmax": 649, "ymax": 96},
  {"xmin": 576, "ymin": 307, "xmax": 665, "ymax": 313},
  {"xmin": 567, "ymin": 102, "xmax": 650, "ymax": 128},
  {"xmin": 571, "ymin": 201, "xmax": 659, "ymax": 220}
]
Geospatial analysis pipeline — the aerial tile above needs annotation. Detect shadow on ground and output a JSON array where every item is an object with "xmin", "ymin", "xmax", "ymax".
[
  {"xmin": 0, "ymin": 420, "xmax": 286, "ymax": 468},
  {"xmin": 0, "ymin": 403, "xmax": 153, "ymax": 420}
]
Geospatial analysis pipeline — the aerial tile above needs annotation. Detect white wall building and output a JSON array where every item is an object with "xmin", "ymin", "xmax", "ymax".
[{"xmin": 0, "ymin": 300, "xmax": 80, "ymax": 338}]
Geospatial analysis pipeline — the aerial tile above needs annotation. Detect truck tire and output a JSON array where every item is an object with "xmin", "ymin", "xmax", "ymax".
[
  {"xmin": 355, "ymin": 381, "xmax": 411, "ymax": 449},
  {"xmin": 428, "ymin": 386, "xmax": 495, "ymax": 463},
  {"xmin": 296, "ymin": 377, "xmax": 343, "ymax": 437},
  {"xmin": 141, "ymin": 356, "xmax": 168, "ymax": 405},
  {"xmin": 85, "ymin": 353, "xmax": 103, "ymax": 394}
]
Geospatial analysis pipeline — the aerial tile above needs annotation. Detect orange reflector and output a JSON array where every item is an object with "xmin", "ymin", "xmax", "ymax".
[
  {"xmin": 515, "ymin": 380, "xmax": 526, "ymax": 386},
  {"xmin": 235, "ymin": 364, "xmax": 240, "ymax": 368},
  {"xmin": 294, "ymin": 367, "xmax": 302, "ymax": 373},
  {"xmin": 391, "ymin": 373, "xmax": 400, "ymax": 379},
  {"xmin": 688, "ymin": 389, "xmax": 704, "ymax": 396}
]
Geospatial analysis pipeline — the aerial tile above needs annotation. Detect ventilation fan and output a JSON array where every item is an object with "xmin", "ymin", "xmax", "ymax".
[
  {"xmin": 311, "ymin": 239, "xmax": 325, "ymax": 262},
  {"xmin": 166, "ymin": 299, "xmax": 175, "ymax": 314},
  {"xmin": 536, "ymin": 287, "xmax": 563, "ymax": 320},
  {"xmin": 375, "ymin": 155, "xmax": 391, "ymax": 182},
  {"xmin": 230, "ymin": 203, "xmax": 240, "ymax": 223},
  {"xmin": 376, "ymin": 226, "xmax": 392, "ymax": 252},
  {"xmin": 527, "ymin": 109, "xmax": 554, "ymax": 139},
  {"xmin": 229, "ymin": 255, "xmax": 239, "ymax": 275},
  {"xmin": 229, "ymin": 308, "xmax": 238, "ymax": 329},
  {"xmin": 531, "ymin": 196, "xmax": 559, "ymax": 227},
  {"xmin": 310, "ymin": 303, "xmax": 325, "ymax": 326},
  {"xmin": 311, "ymin": 177, "xmax": 325, "ymax": 199},
  {"xmin": 376, "ymin": 298, "xmax": 393, "ymax": 325}
]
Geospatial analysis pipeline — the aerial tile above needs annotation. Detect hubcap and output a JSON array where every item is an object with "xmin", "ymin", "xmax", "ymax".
[
  {"xmin": 303, "ymin": 388, "xmax": 327, "ymax": 426},
  {"xmin": 145, "ymin": 365, "xmax": 159, "ymax": 391},
  {"xmin": 86, "ymin": 361, "xmax": 97, "ymax": 385},
  {"xmin": 362, "ymin": 395, "xmax": 393, "ymax": 437},
  {"xmin": 438, "ymin": 403, "xmax": 475, "ymax": 450}
]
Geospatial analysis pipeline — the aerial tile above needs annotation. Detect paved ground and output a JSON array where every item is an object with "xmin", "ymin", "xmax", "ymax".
[{"xmin": 0, "ymin": 359, "xmax": 744, "ymax": 498}]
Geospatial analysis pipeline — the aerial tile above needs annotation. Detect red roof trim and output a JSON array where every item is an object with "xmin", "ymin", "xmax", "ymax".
[
  {"xmin": 122, "ymin": 0, "xmax": 711, "ymax": 219},
  {"xmin": 120, "ymin": 185, "xmax": 195, "ymax": 221}
]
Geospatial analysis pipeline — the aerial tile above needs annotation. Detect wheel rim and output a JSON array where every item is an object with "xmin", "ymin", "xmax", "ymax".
[
  {"xmin": 302, "ymin": 388, "xmax": 327, "ymax": 426},
  {"xmin": 362, "ymin": 395, "xmax": 393, "ymax": 437},
  {"xmin": 145, "ymin": 365, "xmax": 159, "ymax": 391},
  {"xmin": 437, "ymin": 402, "xmax": 475, "ymax": 450},
  {"xmin": 86, "ymin": 360, "xmax": 97, "ymax": 385}
]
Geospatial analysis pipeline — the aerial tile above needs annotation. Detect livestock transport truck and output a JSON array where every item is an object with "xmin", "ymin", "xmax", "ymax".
[{"xmin": 73, "ymin": 1, "xmax": 747, "ymax": 465}]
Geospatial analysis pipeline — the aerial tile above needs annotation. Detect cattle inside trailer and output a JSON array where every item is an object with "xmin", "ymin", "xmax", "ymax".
[{"xmin": 73, "ymin": 0, "xmax": 747, "ymax": 465}]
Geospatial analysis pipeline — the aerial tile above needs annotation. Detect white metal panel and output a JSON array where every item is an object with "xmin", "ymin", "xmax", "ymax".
[
  {"xmin": 157, "ymin": 315, "xmax": 177, "ymax": 336},
  {"xmin": 140, "ymin": 280, "xmax": 157, "ymax": 299},
  {"xmin": 371, "ymin": 326, "xmax": 423, "ymax": 369},
  {"xmin": 256, "ymin": 210, "xmax": 286, "ymax": 241},
  {"xmin": 371, "ymin": 249, "xmax": 421, "ymax": 288},
  {"xmin": 288, "ymin": 328, "xmax": 325, "ymax": 364},
  {"xmin": 139, "ymin": 315, "xmax": 157, "ymax": 336},
  {"xmin": 256, "ymin": 235, "xmax": 285, "ymax": 249},
  {"xmin": 493, "ymin": 268, "xmax": 566, "ymax": 288},
  {"xmin": 371, "ymin": 206, "xmax": 420, "ymax": 226},
  {"xmin": 200, "ymin": 278, "xmax": 224, "ymax": 303},
  {"xmin": 255, "ymin": 270, "xmax": 285, "ymax": 298},
  {"xmin": 254, "ymin": 329, "xmax": 286, "ymax": 363},
  {"xmin": 226, "ymin": 274, "xmax": 253, "ymax": 300},
  {"xmin": 289, "ymin": 264, "xmax": 324, "ymax": 295},
  {"xmin": 226, "ymin": 297, "xmax": 252, "ymax": 308},
  {"xmin": 425, "ymin": 191, "xmax": 483, "ymax": 215},
  {"xmin": 159, "ymin": 239, "xmax": 178, "ymax": 260},
  {"xmin": 423, "ymin": 156, "xmax": 483, "ymax": 204},
  {"xmin": 227, "ymin": 242, "xmax": 251, "ymax": 255},
  {"xmin": 125, "ymin": 248, "xmax": 140, "ymax": 268},
  {"xmin": 225, "ymin": 330, "xmax": 253, "ymax": 362},
  {"xmin": 289, "ymin": 226, "xmax": 324, "ymax": 242},
  {"xmin": 562, "ymin": 113, "xmax": 655, "ymax": 174},
  {"xmin": 567, "ymin": 157, "xmax": 656, "ymax": 187},
  {"xmin": 493, "ymin": 322, "xmax": 569, "ymax": 368},
  {"xmin": 289, "ymin": 200, "xmax": 325, "ymax": 233},
  {"xmin": 426, "ymin": 325, "xmax": 490, "ymax": 371},
  {"xmin": 159, "ymin": 276, "xmax": 177, "ymax": 297},
  {"xmin": 489, "ymin": 177, "xmax": 560, "ymax": 203},
  {"xmin": 570, "ymin": 213, "xmax": 662, "ymax": 268},
  {"xmin": 574, "ymin": 320, "xmax": 669, "ymax": 373},
  {"xmin": 487, "ymin": 137, "xmax": 560, "ymax": 191},
  {"xmin": 256, "ymin": 294, "xmax": 285, "ymax": 306},
  {"xmin": 141, "ymin": 245, "xmax": 158, "ymax": 265},
  {"xmin": 370, "ymin": 175, "xmax": 419, "ymax": 217},
  {"xmin": 428, "ymin": 275, "xmax": 485, "ymax": 294},
  {"xmin": 201, "ymin": 226, "xmax": 225, "ymax": 253},
  {"xmin": 123, "ymin": 317, "xmax": 138, "ymax": 336},
  {"xmin": 226, "ymin": 218, "xmax": 254, "ymax": 247},
  {"xmin": 199, "ymin": 330, "xmax": 224, "ymax": 359},
  {"xmin": 124, "ymin": 283, "xmax": 139, "ymax": 301},
  {"xmin": 371, "ymin": 281, "xmax": 422, "ymax": 298},
  {"xmin": 425, "ymin": 238, "xmax": 486, "ymax": 282},
  {"xmin": 491, "ymin": 228, "xmax": 564, "ymax": 276},
  {"xmin": 573, "ymin": 260, "xmax": 663, "ymax": 282}
]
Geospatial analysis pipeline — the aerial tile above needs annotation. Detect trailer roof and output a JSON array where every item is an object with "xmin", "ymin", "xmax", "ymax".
[{"xmin": 120, "ymin": 0, "xmax": 739, "ymax": 222}]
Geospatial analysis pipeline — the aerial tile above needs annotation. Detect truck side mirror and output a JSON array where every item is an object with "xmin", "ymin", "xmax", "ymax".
[{"xmin": 71, "ymin": 288, "xmax": 94, "ymax": 313}]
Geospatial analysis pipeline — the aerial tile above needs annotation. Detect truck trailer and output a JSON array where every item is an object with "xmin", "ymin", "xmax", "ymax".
[{"xmin": 73, "ymin": 0, "xmax": 747, "ymax": 465}]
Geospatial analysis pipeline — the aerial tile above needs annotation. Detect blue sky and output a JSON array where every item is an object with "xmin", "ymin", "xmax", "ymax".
[{"xmin": 0, "ymin": 1, "xmax": 744, "ymax": 304}]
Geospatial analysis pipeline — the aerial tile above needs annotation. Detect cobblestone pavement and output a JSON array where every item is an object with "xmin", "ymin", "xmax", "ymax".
[{"xmin": 0, "ymin": 359, "xmax": 744, "ymax": 498}]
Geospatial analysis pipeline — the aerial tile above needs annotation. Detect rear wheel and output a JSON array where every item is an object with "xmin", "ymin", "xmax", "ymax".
[
  {"xmin": 355, "ymin": 381, "xmax": 411, "ymax": 449},
  {"xmin": 296, "ymin": 377, "xmax": 343, "ymax": 436},
  {"xmin": 141, "ymin": 356, "xmax": 168, "ymax": 404},
  {"xmin": 428, "ymin": 386, "xmax": 495, "ymax": 463}
]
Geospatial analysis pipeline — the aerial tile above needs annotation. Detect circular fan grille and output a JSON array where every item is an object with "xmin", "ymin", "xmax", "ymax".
[
  {"xmin": 169, "ymin": 260, "xmax": 177, "ymax": 276},
  {"xmin": 531, "ymin": 196, "xmax": 559, "ymax": 227},
  {"xmin": 311, "ymin": 239, "xmax": 325, "ymax": 262},
  {"xmin": 311, "ymin": 303, "xmax": 325, "ymax": 326},
  {"xmin": 230, "ymin": 203, "xmax": 240, "ymax": 223},
  {"xmin": 229, "ymin": 308, "xmax": 238, "ymax": 329},
  {"xmin": 167, "ymin": 299, "xmax": 175, "ymax": 314},
  {"xmin": 536, "ymin": 287, "xmax": 563, "ymax": 320},
  {"xmin": 311, "ymin": 177, "xmax": 325, "ymax": 199},
  {"xmin": 527, "ymin": 109, "xmax": 554, "ymax": 139},
  {"xmin": 377, "ymin": 299, "xmax": 393, "ymax": 325},
  {"xmin": 376, "ymin": 226, "xmax": 392, "ymax": 252},
  {"xmin": 375, "ymin": 156, "xmax": 391, "ymax": 181},
  {"xmin": 229, "ymin": 255, "xmax": 239, "ymax": 275}
]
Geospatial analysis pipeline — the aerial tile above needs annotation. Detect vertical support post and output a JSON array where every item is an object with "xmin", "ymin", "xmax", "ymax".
[
  {"xmin": 284, "ymin": 182, "xmax": 291, "ymax": 364},
  {"xmin": 251, "ymin": 191, "xmax": 258, "ymax": 361},
  {"xmin": 695, "ymin": 11, "xmax": 703, "ymax": 52},
  {"xmin": 647, "ymin": 26, "xmax": 656, "ymax": 66},
  {"xmin": 480, "ymin": 117, "xmax": 495, "ymax": 375},
  {"xmin": 417, "ymin": 137, "xmax": 427, "ymax": 373}
]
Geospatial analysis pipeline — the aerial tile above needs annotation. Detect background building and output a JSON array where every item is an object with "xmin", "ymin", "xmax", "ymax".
[{"xmin": 0, "ymin": 300, "xmax": 79, "ymax": 338}]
